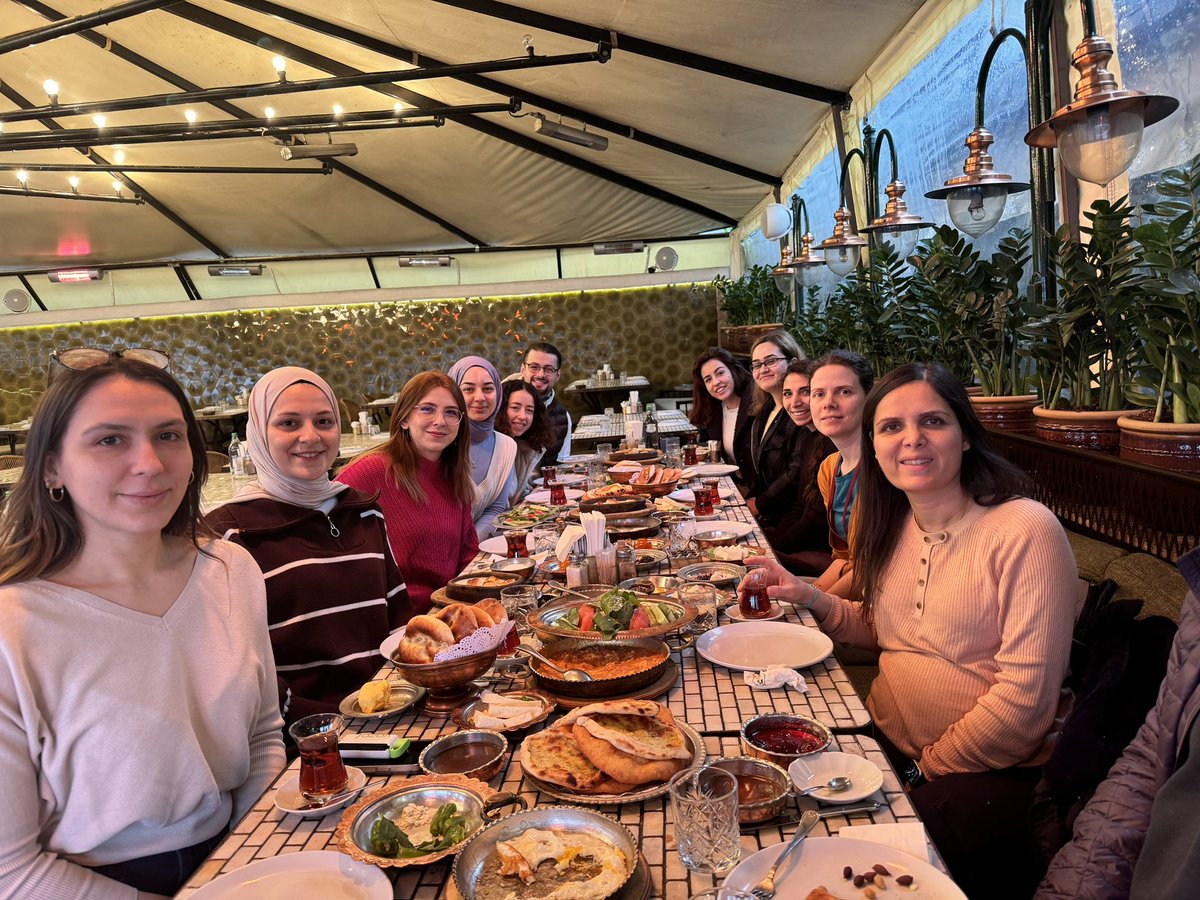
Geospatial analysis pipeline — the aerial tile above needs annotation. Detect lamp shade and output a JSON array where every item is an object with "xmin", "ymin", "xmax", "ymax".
[
  {"xmin": 761, "ymin": 203, "xmax": 791, "ymax": 240},
  {"xmin": 946, "ymin": 184, "xmax": 1009, "ymax": 236},
  {"xmin": 1055, "ymin": 106, "xmax": 1143, "ymax": 186}
]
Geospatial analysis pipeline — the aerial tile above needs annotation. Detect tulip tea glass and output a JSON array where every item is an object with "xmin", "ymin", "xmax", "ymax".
[
  {"xmin": 505, "ymin": 529, "xmax": 531, "ymax": 559},
  {"xmin": 739, "ymin": 567, "xmax": 774, "ymax": 619},
  {"xmin": 682, "ymin": 444, "xmax": 699, "ymax": 466},
  {"xmin": 547, "ymin": 480, "xmax": 568, "ymax": 506},
  {"xmin": 288, "ymin": 713, "xmax": 348, "ymax": 802},
  {"xmin": 692, "ymin": 482, "xmax": 715, "ymax": 518},
  {"xmin": 540, "ymin": 466, "xmax": 557, "ymax": 486},
  {"xmin": 669, "ymin": 765, "xmax": 741, "ymax": 875}
]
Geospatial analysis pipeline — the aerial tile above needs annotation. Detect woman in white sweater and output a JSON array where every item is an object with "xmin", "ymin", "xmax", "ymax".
[
  {"xmin": 448, "ymin": 355, "xmax": 517, "ymax": 538},
  {"xmin": 0, "ymin": 353, "xmax": 285, "ymax": 900}
]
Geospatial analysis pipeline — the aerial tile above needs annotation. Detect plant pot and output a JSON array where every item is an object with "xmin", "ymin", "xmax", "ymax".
[
  {"xmin": 969, "ymin": 394, "xmax": 1039, "ymax": 434},
  {"xmin": 718, "ymin": 323, "xmax": 785, "ymax": 355},
  {"xmin": 1033, "ymin": 406, "xmax": 1129, "ymax": 454},
  {"xmin": 1118, "ymin": 412, "xmax": 1200, "ymax": 475}
]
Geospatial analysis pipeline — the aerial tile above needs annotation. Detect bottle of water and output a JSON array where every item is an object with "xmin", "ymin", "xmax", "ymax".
[
  {"xmin": 643, "ymin": 405, "xmax": 658, "ymax": 451},
  {"xmin": 229, "ymin": 432, "xmax": 246, "ymax": 477}
]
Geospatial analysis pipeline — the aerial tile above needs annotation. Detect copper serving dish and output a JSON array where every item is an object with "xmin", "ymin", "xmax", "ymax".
[
  {"xmin": 444, "ymin": 570, "xmax": 524, "ymax": 602},
  {"xmin": 628, "ymin": 478, "xmax": 682, "ymax": 498},
  {"xmin": 709, "ymin": 756, "xmax": 795, "ymax": 824},
  {"xmin": 604, "ymin": 516, "xmax": 661, "ymax": 540},
  {"xmin": 607, "ymin": 448, "xmax": 660, "ymax": 463},
  {"xmin": 528, "ymin": 592, "xmax": 696, "ymax": 642},
  {"xmin": 389, "ymin": 641, "xmax": 499, "ymax": 715},
  {"xmin": 528, "ymin": 636, "xmax": 672, "ymax": 698},
  {"xmin": 577, "ymin": 493, "xmax": 648, "ymax": 514}
]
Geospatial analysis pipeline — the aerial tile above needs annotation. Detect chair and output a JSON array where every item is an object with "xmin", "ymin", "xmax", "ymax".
[
  {"xmin": 340, "ymin": 397, "xmax": 363, "ymax": 432},
  {"xmin": 205, "ymin": 451, "xmax": 230, "ymax": 473},
  {"xmin": 0, "ymin": 455, "xmax": 24, "ymax": 471}
]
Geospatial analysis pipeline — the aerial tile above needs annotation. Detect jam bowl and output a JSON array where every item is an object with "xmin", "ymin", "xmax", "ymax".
[{"xmin": 739, "ymin": 713, "xmax": 832, "ymax": 767}]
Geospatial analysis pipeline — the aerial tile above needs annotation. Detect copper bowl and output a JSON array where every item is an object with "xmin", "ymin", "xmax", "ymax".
[
  {"xmin": 419, "ymin": 729, "xmax": 508, "ymax": 781},
  {"xmin": 389, "ymin": 642, "xmax": 499, "ymax": 715},
  {"xmin": 445, "ymin": 570, "xmax": 524, "ymax": 601},
  {"xmin": 604, "ymin": 516, "xmax": 662, "ymax": 541},
  {"xmin": 693, "ymin": 529, "xmax": 740, "ymax": 549},
  {"xmin": 739, "ymin": 713, "xmax": 832, "ymax": 768},
  {"xmin": 608, "ymin": 448, "xmax": 660, "ymax": 463},
  {"xmin": 578, "ymin": 493, "xmax": 647, "ymax": 514},
  {"xmin": 529, "ymin": 636, "xmax": 671, "ymax": 698},
  {"xmin": 629, "ymin": 478, "xmax": 682, "ymax": 498},
  {"xmin": 710, "ymin": 756, "xmax": 795, "ymax": 824}
]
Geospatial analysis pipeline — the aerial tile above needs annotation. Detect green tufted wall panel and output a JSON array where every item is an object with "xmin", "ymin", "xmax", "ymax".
[{"xmin": 0, "ymin": 283, "xmax": 717, "ymax": 424}]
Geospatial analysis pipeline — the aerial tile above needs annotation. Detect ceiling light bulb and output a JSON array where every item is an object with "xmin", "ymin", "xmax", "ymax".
[
  {"xmin": 394, "ymin": 102, "xmax": 406, "ymax": 113},
  {"xmin": 113, "ymin": 149, "xmax": 126, "ymax": 164},
  {"xmin": 264, "ymin": 106, "xmax": 276, "ymax": 119},
  {"xmin": 42, "ymin": 79, "xmax": 59, "ymax": 97},
  {"xmin": 1055, "ymin": 105, "xmax": 1144, "ymax": 186},
  {"xmin": 185, "ymin": 109, "xmax": 198, "ymax": 124},
  {"xmin": 272, "ymin": 56, "xmax": 286, "ymax": 73},
  {"xmin": 332, "ymin": 104, "xmax": 344, "ymax": 117},
  {"xmin": 92, "ymin": 114, "xmax": 106, "ymax": 128},
  {"xmin": 68, "ymin": 176, "xmax": 79, "ymax": 189},
  {"xmin": 112, "ymin": 180, "xmax": 122, "ymax": 194},
  {"xmin": 16, "ymin": 170, "xmax": 28, "ymax": 185},
  {"xmin": 825, "ymin": 246, "xmax": 858, "ymax": 278},
  {"xmin": 946, "ymin": 184, "xmax": 1008, "ymax": 237}
]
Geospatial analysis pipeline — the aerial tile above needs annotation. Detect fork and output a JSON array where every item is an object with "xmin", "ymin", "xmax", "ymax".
[{"xmin": 750, "ymin": 808, "xmax": 820, "ymax": 899}]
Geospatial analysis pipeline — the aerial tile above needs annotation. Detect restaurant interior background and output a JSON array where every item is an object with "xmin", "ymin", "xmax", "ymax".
[{"xmin": 1, "ymin": 0, "xmax": 1198, "ymax": 423}]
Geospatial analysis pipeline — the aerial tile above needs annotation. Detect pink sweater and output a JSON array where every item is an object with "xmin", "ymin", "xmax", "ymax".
[
  {"xmin": 337, "ymin": 453, "xmax": 478, "ymax": 614},
  {"xmin": 819, "ymin": 498, "xmax": 1079, "ymax": 777}
]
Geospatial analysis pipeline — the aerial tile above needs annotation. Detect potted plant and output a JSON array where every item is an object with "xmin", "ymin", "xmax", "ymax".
[
  {"xmin": 1122, "ymin": 150, "xmax": 1200, "ymax": 473},
  {"xmin": 1020, "ymin": 198, "xmax": 1143, "ymax": 452},
  {"xmin": 713, "ymin": 265, "xmax": 788, "ymax": 353},
  {"xmin": 909, "ymin": 226, "xmax": 1037, "ymax": 432}
]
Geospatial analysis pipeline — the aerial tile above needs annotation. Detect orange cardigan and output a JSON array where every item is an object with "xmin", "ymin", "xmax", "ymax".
[{"xmin": 817, "ymin": 452, "xmax": 861, "ymax": 564}]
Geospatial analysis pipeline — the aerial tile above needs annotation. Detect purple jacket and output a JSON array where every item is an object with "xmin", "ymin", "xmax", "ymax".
[{"xmin": 1037, "ymin": 547, "xmax": 1200, "ymax": 898}]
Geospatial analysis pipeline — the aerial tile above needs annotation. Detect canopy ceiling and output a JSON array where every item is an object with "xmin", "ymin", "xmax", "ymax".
[{"xmin": 0, "ymin": 0, "xmax": 930, "ymax": 273}]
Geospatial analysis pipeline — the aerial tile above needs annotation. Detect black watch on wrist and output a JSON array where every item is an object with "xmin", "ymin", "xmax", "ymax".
[{"xmin": 902, "ymin": 759, "xmax": 927, "ymax": 788}]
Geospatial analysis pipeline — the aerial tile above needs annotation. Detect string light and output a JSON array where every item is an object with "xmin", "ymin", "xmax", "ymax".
[
  {"xmin": 16, "ymin": 170, "xmax": 28, "ymax": 186},
  {"xmin": 92, "ymin": 114, "xmax": 106, "ymax": 128},
  {"xmin": 112, "ymin": 180, "xmax": 122, "ymax": 196},
  {"xmin": 68, "ymin": 176, "xmax": 79, "ymax": 193},
  {"xmin": 113, "ymin": 149, "xmax": 126, "ymax": 164},
  {"xmin": 42, "ymin": 79, "xmax": 59, "ymax": 104},
  {"xmin": 272, "ymin": 55, "xmax": 287, "ymax": 83},
  {"xmin": 264, "ymin": 107, "xmax": 276, "ymax": 120},
  {"xmin": 184, "ymin": 109, "xmax": 198, "ymax": 124},
  {"xmin": 332, "ymin": 104, "xmax": 344, "ymax": 118}
]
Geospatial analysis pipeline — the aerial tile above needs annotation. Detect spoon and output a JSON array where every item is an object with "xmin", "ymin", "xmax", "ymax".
[
  {"xmin": 515, "ymin": 646, "xmax": 594, "ymax": 681},
  {"xmin": 795, "ymin": 775, "xmax": 852, "ymax": 797},
  {"xmin": 296, "ymin": 785, "xmax": 363, "ymax": 811}
]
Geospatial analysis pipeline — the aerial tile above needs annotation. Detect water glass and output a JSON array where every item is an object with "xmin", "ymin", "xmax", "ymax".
[
  {"xmin": 531, "ymin": 523, "xmax": 562, "ymax": 556},
  {"xmin": 669, "ymin": 766, "xmax": 741, "ymax": 875},
  {"xmin": 661, "ymin": 436, "xmax": 681, "ymax": 457},
  {"xmin": 678, "ymin": 582, "xmax": 718, "ymax": 633},
  {"xmin": 288, "ymin": 713, "xmax": 348, "ymax": 802}
]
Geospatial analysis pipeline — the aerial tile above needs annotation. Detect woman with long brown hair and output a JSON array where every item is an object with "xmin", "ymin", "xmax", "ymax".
[
  {"xmin": 688, "ymin": 347, "xmax": 754, "ymax": 486},
  {"xmin": 747, "ymin": 362, "xmax": 1079, "ymax": 899},
  {"xmin": 496, "ymin": 379, "xmax": 556, "ymax": 499},
  {"xmin": 336, "ymin": 370, "xmax": 478, "ymax": 614},
  {"xmin": 0, "ymin": 353, "xmax": 284, "ymax": 898}
]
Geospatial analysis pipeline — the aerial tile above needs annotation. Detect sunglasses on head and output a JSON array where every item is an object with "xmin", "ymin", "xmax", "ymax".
[{"xmin": 52, "ymin": 346, "xmax": 171, "ymax": 371}]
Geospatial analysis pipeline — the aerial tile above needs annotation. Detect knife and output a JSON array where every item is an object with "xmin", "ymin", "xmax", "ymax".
[{"xmin": 739, "ymin": 802, "xmax": 880, "ymax": 832}]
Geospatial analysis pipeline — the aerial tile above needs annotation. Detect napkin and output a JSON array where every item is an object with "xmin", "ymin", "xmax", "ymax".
[
  {"xmin": 835, "ymin": 823, "xmax": 932, "ymax": 864},
  {"xmin": 744, "ymin": 666, "xmax": 808, "ymax": 692},
  {"xmin": 581, "ymin": 511, "xmax": 607, "ymax": 555},
  {"xmin": 555, "ymin": 525, "xmax": 586, "ymax": 562}
]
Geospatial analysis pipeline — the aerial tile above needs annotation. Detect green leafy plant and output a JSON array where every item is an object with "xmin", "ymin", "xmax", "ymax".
[
  {"xmin": 1130, "ymin": 152, "xmax": 1200, "ymax": 423},
  {"xmin": 1021, "ymin": 199, "xmax": 1143, "ymax": 411},
  {"xmin": 713, "ymin": 265, "xmax": 788, "ymax": 326}
]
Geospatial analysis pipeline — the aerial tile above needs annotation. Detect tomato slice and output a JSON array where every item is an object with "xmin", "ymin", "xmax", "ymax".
[
  {"xmin": 578, "ymin": 604, "xmax": 596, "ymax": 632},
  {"xmin": 630, "ymin": 607, "xmax": 651, "ymax": 631}
]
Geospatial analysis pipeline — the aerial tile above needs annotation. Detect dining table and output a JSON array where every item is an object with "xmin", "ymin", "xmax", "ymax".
[
  {"xmin": 572, "ymin": 410, "xmax": 698, "ymax": 450},
  {"xmin": 194, "ymin": 406, "xmax": 250, "ymax": 452},
  {"xmin": 565, "ymin": 375, "xmax": 651, "ymax": 413},
  {"xmin": 0, "ymin": 419, "xmax": 30, "ymax": 454},
  {"xmin": 177, "ymin": 471, "xmax": 948, "ymax": 898}
]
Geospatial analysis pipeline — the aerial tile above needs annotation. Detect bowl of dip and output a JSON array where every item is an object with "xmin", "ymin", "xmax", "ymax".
[{"xmin": 739, "ymin": 713, "xmax": 832, "ymax": 767}]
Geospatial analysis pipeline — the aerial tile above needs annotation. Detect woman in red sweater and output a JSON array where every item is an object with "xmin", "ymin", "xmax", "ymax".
[{"xmin": 337, "ymin": 371, "xmax": 479, "ymax": 614}]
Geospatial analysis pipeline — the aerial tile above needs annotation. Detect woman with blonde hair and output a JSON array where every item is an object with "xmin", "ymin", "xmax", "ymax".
[
  {"xmin": 337, "ymin": 371, "xmax": 479, "ymax": 614},
  {"xmin": 0, "ymin": 353, "xmax": 283, "ymax": 898}
]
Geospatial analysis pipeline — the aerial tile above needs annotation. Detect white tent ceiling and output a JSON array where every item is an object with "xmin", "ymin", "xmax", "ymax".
[{"xmin": 0, "ymin": 0, "xmax": 930, "ymax": 273}]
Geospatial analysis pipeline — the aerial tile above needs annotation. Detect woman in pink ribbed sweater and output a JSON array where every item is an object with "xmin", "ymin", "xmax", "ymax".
[
  {"xmin": 751, "ymin": 362, "xmax": 1080, "ymax": 899},
  {"xmin": 337, "ymin": 371, "xmax": 479, "ymax": 614}
]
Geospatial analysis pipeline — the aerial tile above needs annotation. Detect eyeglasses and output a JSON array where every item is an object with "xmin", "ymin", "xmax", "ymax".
[
  {"xmin": 53, "ymin": 347, "xmax": 171, "ymax": 371},
  {"xmin": 523, "ymin": 363, "xmax": 559, "ymax": 375},
  {"xmin": 413, "ymin": 404, "xmax": 464, "ymax": 424},
  {"xmin": 750, "ymin": 355, "xmax": 788, "ymax": 372}
]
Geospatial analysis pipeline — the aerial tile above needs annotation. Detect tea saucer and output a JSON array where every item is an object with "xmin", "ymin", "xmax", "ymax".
[
  {"xmin": 274, "ymin": 765, "xmax": 367, "ymax": 818},
  {"xmin": 723, "ymin": 603, "xmax": 785, "ymax": 622}
]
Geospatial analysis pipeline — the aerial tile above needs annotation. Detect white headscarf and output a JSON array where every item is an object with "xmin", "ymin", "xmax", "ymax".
[{"xmin": 228, "ymin": 366, "xmax": 349, "ymax": 508}]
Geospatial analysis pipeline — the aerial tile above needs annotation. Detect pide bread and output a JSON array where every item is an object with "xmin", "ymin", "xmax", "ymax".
[
  {"xmin": 474, "ymin": 598, "xmax": 505, "ymax": 625},
  {"xmin": 556, "ymin": 699, "xmax": 662, "ymax": 728},
  {"xmin": 574, "ymin": 713, "xmax": 691, "ymax": 761},
  {"xmin": 435, "ymin": 603, "xmax": 479, "ymax": 641},
  {"xmin": 520, "ymin": 726, "xmax": 604, "ymax": 790},
  {"xmin": 572, "ymin": 723, "xmax": 688, "ymax": 784},
  {"xmin": 396, "ymin": 615, "xmax": 454, "ymax": 663}
]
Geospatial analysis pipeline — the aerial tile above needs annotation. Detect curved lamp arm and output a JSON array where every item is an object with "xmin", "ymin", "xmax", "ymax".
[
  {"xmin": 837, "ymin": 147, "xmax": 867, "ymax": 220},
  {"xmin": 788, "ymin": 195, "xmax": 811, "ymax": 248},
  {"xmin": 976, "ymin": 28, "xmax": 1029, "ymax": 128},
  {"xmin": 868, "ymin": 126, "xmax": 900, "ymax": 185}
]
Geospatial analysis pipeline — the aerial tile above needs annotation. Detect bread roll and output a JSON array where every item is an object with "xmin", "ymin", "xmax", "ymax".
[
  {"xmin": 396, "ymin": 615, "xmax": 454, "ymax": 663},
  {"xmin": 474, "ymin": 598, "xmax": 505, "ymax": 625},
  {"xmin": 435, "ymin": 603, "xmax": 478, "ymax": 642},
  {"xmin": 466, "ymin": 604, "xmax": 495, "ymax": 629}
]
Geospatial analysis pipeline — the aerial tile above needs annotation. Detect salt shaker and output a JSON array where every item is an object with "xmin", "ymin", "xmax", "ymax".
[{"xmin": 616, "ymin": 542, "xmax": 637, "ymax": 581}]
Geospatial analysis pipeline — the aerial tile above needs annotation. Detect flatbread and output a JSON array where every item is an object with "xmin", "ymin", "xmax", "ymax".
[
  {"xmin": 571, "ymin": 775, "xmax": 641, "ymax": 795},
  {"xmin": 574, "ymin": 713, "xmax": 692, "ymax": 761},
  {"xmin": 573, "ymin": 723, "xmax": 688, "ymax": 784},
  {"xmin": 520, "ymin": 727, "xmax": 604, "ymax": 790},
  {"xmin": 556, "ymin": 699, "xmax": 662, "ymax": 728}
]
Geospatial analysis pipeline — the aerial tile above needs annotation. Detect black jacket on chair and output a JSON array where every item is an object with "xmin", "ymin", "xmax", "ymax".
[{"xmin": 697, "ymin": 399, "xmax": 755, "ymax": 489}]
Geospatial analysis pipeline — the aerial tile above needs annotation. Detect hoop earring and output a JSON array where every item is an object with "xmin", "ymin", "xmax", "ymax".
[
  {"xmin": 188, "ymin": 471, "xmax": 195, "ymax": 484},
  {"xmin": 47, "ymin": 485, "xmax": 65, "ymax": 503}
]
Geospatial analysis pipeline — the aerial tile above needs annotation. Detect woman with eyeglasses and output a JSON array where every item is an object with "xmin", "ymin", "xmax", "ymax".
[
  {"xmin": 809, "ymin": 349, "xmax": 875, "ymax": 594},
  {"xmin": 204, "ymin": 367, "xmax": 412, "ymax": 729},
  {"xmin": 688, "ymin": 347, "xmax": 755, "ymax": 486},
  {"xmin": 745, "ymin": 362, "xmax": 1079, "ymax": 898},
  {"xmin": 448, "ymin": 356, "xmax": 517, "ymax": 540},
  {"xmin": 745, "ymin": 330, "xmax": 804, "ymax": 509},
  {"xmin": 336, "ymin": 371, "xmax": 478, "ymax": 615},
  {"xmin": 496, "ymin": 379, "xmax": 556, "ymax": 500},
  {"xmin": 0, "ymin": 355, "xmax": 284, "ymax": 899}
]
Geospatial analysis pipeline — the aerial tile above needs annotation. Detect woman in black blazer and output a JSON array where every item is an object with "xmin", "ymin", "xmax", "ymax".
[
  {"xmin": 689, "ymin": 347, "xmax": 755, "ymax": 488},
  {"xmin": 745, "ymin": 329, "xmax": 804, "ymax": 506}
]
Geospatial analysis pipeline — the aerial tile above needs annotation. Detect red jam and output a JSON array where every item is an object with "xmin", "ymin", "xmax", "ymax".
[{"xmin": 749, "ymin": 725, "xmax": 825, "ymax": 754}]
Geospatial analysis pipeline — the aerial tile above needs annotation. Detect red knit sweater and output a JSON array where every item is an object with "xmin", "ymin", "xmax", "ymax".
[{"xmin": 337, "ymin": 453, "xmax": 479, "ymax": 613}]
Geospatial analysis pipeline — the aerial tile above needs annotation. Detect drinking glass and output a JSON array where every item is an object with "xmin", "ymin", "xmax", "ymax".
[
  {"xmin": 505, "ymin": 529, "xmax": 531, "ymax": 558},
  {"xmin": 678, "ymin": 582, "xmax": 718, "ymax": 634},
  {"xmin": 531, "ymin": 523, "xmax": 562, "ymax": 556},
  {"xmin": 288, "ymin": 713, "xmax": 348, "ymax": 802},
  {"xmin": 669, "ymin": 766, "xmax": 741, "ymax": 875},
  {"xmin": 540, "ymin": 466, "xmax": 558, "ymax": 486},
  {"xmin": 692, "ymin": 481, "xmax": 715, "ymax": 517},
  {"xmin": 500, "ymin": 585, "xmax": 538, "ymax": 652},
  {"xmin": 596, "ymin": 442, "xmax": 614, "ymax": 462},
  {"xmin": 739, "ymin": 567, "xmax": 774, "ymax": 619},
  {"xmin": 702, "ymin": 478, "xmax": 721, "ymax": 508},
  {"xmin": 661, "ymin": 436, "xmax": 681, "ymax": 457},
  {"xmin": 682, "ymin": 444, "xmax": 699, "ymax": 466},
  {"xmin": 547, "ymin": 480, "xmax": 568, "ymax": 506}
]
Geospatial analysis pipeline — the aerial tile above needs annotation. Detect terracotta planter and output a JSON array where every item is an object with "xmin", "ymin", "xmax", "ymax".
[
  {"xmin": 1033, "ymin": 406, "xmax": 1128, "ymax": 454},
  {"xmin": 965, "ymin": 386, "xmax": 984, "ymax": 397},
  {"xmin": 969, "ymin": 394, "xmax": 1039, "ymax": 434},
  {"xmin": 718, "ymin": 323, "xmax": 785, "ymax": 355},
  {"xmin": 1118, "ymin": 412, "xmax": 1200, "ymax": 475}
]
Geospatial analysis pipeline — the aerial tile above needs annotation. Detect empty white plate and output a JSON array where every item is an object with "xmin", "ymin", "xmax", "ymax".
[
  {"xmin": 696, "ymin": 621, "xmax": 833, "ymax": 670},
  {"xmin": 788, "ymin": 751, "xmax": 885, "ymax": 804},
  {"xmin": 687, "ymin": 463, "xmax": 740, "ymax": 477},
  {"xmin": 682, "ymin": 519, "xmax": 755, "ymax": 539},
  {"xmin": 189, "ymin": 850, "xmax": 390, "ymax": 899},
  {"xmin": 525, "ymin": 488, "xmax": 583, "ymax": 503}
]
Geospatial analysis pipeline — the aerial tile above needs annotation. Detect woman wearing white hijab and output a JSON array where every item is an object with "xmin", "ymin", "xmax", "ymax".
[
  {"xmin": 447, "ymin": 355, "xmax": 517, "ymax": 539},
  {"xmin": 204, "ymin": 366, "xmax": 412, "ymax": 727}
]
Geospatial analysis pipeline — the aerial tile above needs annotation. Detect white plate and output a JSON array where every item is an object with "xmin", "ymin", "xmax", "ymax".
[
  {"xmin": 669, "ymin": 485, "xmax": 735, "ymax": 501},
  {"xmin": 190, "ymin": 850, "xmax": 390, "ymax": 898},
  {"xmin": 724, "ymin": 836, "xmax": 964, "ymax": 899},
  {"xmin": 532, "ymin": 473, "xmax": 585, "ymax": 486},
  {"xmin": 524, "ymin": 488, "xmax": 583, "ymax": 503},
  {"xmin": 723, "ymin": 603, "xmax": 785, "ymax": 623},
  {"xmin": 559, "ymin": 454, "xmax": 593, "ymax": 464},
  {"xmin": 273, "ymin": 766, "xmax": 368, "ymax": 818},
  {"xmin": 379, "ymin": 629, "xmax": 403, "ymax": 661},
  {"xmin": 479, "ymin": 533, "xmax": 531, "ymax": 555},
  {"xmin": 688, "ymin": 463, "xmax": 740, "ymax": 477},
  {"xmin": 696, "ymin": 622, "xmax": 833, "ymax": 671},
  {"xmin": 682, "ymin": 519, "xmax": 755, "ymax": 539},
  {"xmin": 788, "ymin": 752, "xmax": 885, "ymax": 804}
]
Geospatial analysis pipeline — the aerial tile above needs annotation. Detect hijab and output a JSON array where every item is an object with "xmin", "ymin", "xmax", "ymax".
[
  {"xmin": 229, "ymin": 366, "xmax": 349, "ymax": 508},
  {"xmin": 447, "ymin": 355, "xmax": 502, "ymax": 445}
]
